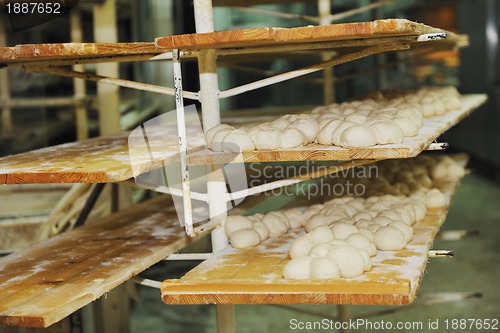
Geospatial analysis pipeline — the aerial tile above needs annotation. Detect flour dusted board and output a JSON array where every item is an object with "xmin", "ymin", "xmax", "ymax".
[
  {"xmin": 161, "ymin": 157, "xmax": 467, "ymax": 305},
  {"xmin": 0, "ymin": 196, "xmax": 209, "ymax": 328}
]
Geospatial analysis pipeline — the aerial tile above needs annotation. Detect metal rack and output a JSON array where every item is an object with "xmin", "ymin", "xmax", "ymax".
[{"xmin": 0, "ymin": 1, "xmax": 486, "ymax": 332}]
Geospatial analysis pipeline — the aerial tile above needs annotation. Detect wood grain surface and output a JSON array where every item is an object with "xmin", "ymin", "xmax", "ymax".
[
  {"xmin": 0, "ymin": 95, "xmax": 486, "ymax": 184},
  {"xmin": 0, "ymin": 195, "xmax": 208, "ymax": 328},
  {"xmin": 161, "ymin": 156, "xmax": 468, "ymax": 305},
  {"xmin": 155, "ymin": 19, "xmax": 445, "ymax": 50}
]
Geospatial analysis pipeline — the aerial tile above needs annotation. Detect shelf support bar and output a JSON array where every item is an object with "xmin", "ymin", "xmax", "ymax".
[
  {"xmin": 26, "ymin": 66, "xmax": 200, "ymax": 101},
  {"xmin": 219, "ymin": 41, "xmax": 410, "ymax": 99}
]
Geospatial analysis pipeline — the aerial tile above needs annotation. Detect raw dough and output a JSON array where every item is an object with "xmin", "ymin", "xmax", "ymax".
[
  {"xmin": 374, "ymin": 226, "xmax": 407, "ymax": 250},
  {"xmin": 310, "ymin": 257, "xmax": 341, "ymax": 279},
  {"xmin": 225, "ymin": 216, "xmax": 254, "ymax": 237},
  {"xmin": 253, "ymin": 222, "xmax": 270, "ymax": 241},
  {"xmin": 229, "ymin": 229, "xmax": 261, "ymax": 249},
  {"xmin": 339, "ymin": 125, "xmax": 377, "ymax": 148},
  {"xmin": 222, "ymin": 129, "xmax": 255, "ymax": 152},
  {"xmin": 327, "ymin": 246, "xmax": 366, "ymax": 278},
  {"xmin": 283, "ymin": 257, "xmax": 312, "ymax": 280}
]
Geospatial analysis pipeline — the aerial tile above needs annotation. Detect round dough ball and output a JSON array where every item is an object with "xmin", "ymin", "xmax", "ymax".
[
  {"xmin": 346, "ymin": 233, "xmax": 377, "ymax": 256},
  {"xmin": 305, "ymin": 214, "xmax": 330, "ymax": 232},
  {"xmin": 352, "ymin": 212, "xmax": 372, "ymax": 222},
  {"xmin": 248, "ymin": 127, "xmax": 281, "ymax": 150},
  {"xmin": 392, "ymin": 206, "xmax": 414, "ymax": 226},
  {"xmin": 422, "ymin": 103, "xmax": 436, "ymax": 117},
  {"xmin": 426, "ymin": 188, "xmax": 447, "ymax": 208},
  {"xmin": 291, "ymin": 118, "xmax": 319, "ymax": 143},
  {"xmin": 317, "ymin": 119, "xmax": 342, "ymax": 145},
  {"xmin": 393, "ymin": 117, "xmax": 419, "ymax": 137},
  {"xmin": 374, "ymin": 226, "xmax": 407, "ymax": 250},
  {"xmin": 309, "ymin": 243, "xmax": 335, "ymax": 258},
  {"xmin": 372, "ymin": 216, "xmax": 393, "ymax": 226},
  {"xmin": 413, "ymin": 201, "xmax": 427, "ymax": 221},
  {"xmin": 328, "ymin": 239, "xmax": 351, "ymax": 247},
  {"xmin": 289, "ymin": 234, "xmax": 315, "ymax": 259},
  {"xmin": 282, "ymin": 208, "xmax": 303, "ymax": 229},
  {"xmin": 389, "ymin": 221, "xmax": 413, "ymax": 242},
  {"xmin": 225, "ymin": 215, "xmax": 254, "ymax": 237},
  {"xmin": 210, "ymin": 128, "xmax": 234, "ymax": 151},
  {"xmin": 344, "ymin": 113, "xmax": 368, "ymax": 124},
  {"xmin": 330, "ymin": 223, "xmax": 358, "ymax": 240},
  {"xmin": 339, "ymin": 125, "xmax": 377, "ymax": 148},
  {"xmin": 253, "ymin": 222, "xmax": 270, "ymax": 242},
  {"xmin": 310, "ymin": 257, "xmax": 341, "ymax": 279},
  {"xmin": 309, "ymin": 225, "xmax": 335, "ymax": 244},
  {"xmin": 331, "ymin": 121, "xmax": 357, "ymax": 145},
  {"xmin": 280, "ymin": 126, "xmax": 306, "ymax": 148},
  {"xmin": 327, "ymin": 246, "xmax": 366, "ymax": 278},
  {"xmin": 205, "ymin": 124, "xmax": 235, "ymax": 146},
  {"xmin": 357, "ymin": 228, "xmax": 375, "ymax": 242},
  {"xmin": 269, "ymin": 117, "xmax": 291, "ymax": 130},
  {"xmin": 247, "ymin": 213, "xmax": 263, "ymax": 223},
  {"xmin": 370, "ymin": 121, "xmax": 404, "ymax": 145},
  {"xmin": 229, "ymin": 228, "xmax": 261, "ymax": 249},
  {"xmin": 283, "ymin": 257, "xmax": 312, "ymax": 279},
  {"xmin": 222, "ymin": 129, "xmax": 255, "ymax": 152},
  {"xmin": 262, "ymin": 212, "xmax": 289, "ymax": 237},
  {"xmin": 357, "ymin": 248, "xmax": 372, "ymax": 270}
]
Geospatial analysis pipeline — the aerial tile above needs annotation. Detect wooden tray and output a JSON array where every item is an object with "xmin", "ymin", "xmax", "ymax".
[
  {"xmin": 161, "ymin": 156, "xmax": 468, "ymax": 306},
  {"xmin": 0, "ymin": 95, "xmax": 485, "ymax": 184},
  {"xmin": 0, "ymin": 196, "xmax": 208, "ymax": 328}
]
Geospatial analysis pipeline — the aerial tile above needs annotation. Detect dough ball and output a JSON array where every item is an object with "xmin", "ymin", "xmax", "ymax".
[
  {"xmin": 317, "ymin": 119, "xmax": 342, "ymax": 145},
  {"xmin": 393, "ymin": 117, "xmax": 419, "ymax": 137},
  {"xmin": 426, "ymin": 188, "xmax": 447, "ymax": 208},
  {"xmin": 262, "ymin": 212, "xmax": 289, "ymax": 237},
  {"xmin": 444, "ymin": 95, "xmax": 462, "ymax": 111},
  {"xmin": 283, "ymin": 257, "xmax": 312, "ymax": 279},
  {"xmin": 269, "ymin": 117, "xmax": 291, "ymax": 130},
  {"xmin": 339, "ymin": 125, "xmax": 377, "ymax": 148},
  {"xmin": 388, "ymin": 221, "xmax": 413, "ymax": 243},
  {"xmin": 346, "ymin": 233, "xmax": 377, "ymax": 256},
  {"xmin": 225, "ymin": 215, "xmax": 254, "ymax": 237},
  {"xmin": 210, "ymin": 128, "xmax": 234, "ymax": 151},
  {"xmin": 370, "ymin": 121, "xmax": 404, "ymax": 145},
  {"xmin": 330, "ymin": 223, "xmax": 358, "ymax": 240},
  {"xmin": 291, "ymin": 118, "xmax": 319, "ymax": 143},
  {"xmin": 374, "ymin": 226, "xmax": 407, "ymax": 250},
  {"xmin": 289, "ymin": 234, "xmax": 315, "ymax": 259},
  {"xmin": 413, "ymin": 202, "xmax": 427, "ymax": 221},
  {"xmin": 229, "ymin": 229, "xmax": 261, "ymax": 249},
  {"xmin": 253, "ymin": 222, "xmax": 270, "ymax": 242},
  {"xmin": 305, "ymin": 214, "xmax": 330, "ymax": 232},
  {"xmin": 309, "ymin": 225, "xmax": 335, "ymax": 244},
  {"xmin": 222, "ymin": 129, "xmax": 255, "ymax": 152},
  {"xmin": 357, "ymin": 248, "xmax": 373, "ymax": 271},
  {"xmin": 282, "ymin": 208, "xmax": 303, "ymax": 229},
  {"xmin": 368, "ymin": 224, "xmax": 381, "ymax": 233},
  {"xmin": 357, "ymin": 228, "xmax": 375, "ymax": 242},
  {"xmin": 422, "ymin": 103, "xmax": 436, "ymax": 117},
  {"xmin": 205, "ymin": 124, "xmax": 235, "ymax": 146},
  {"xmin": 372, "ymin": 216, "xmax": 393, "ymax": 226},
  {"xmin": 327, "ymin": 246, "xmax": 366, "ymax": 278},
  {"xmin": 249, "ymin": 127, "xmax": 281, "ymax": 150},
  {"xmin": 331, "ymin": 121, "xmax": 357, "ymax": 145},
  {"xmin": 352, "ymin": 212, "xmax": 372, "ymax": 222},
  {"xmin": 247, "ymin": 213, "xmax": 263, "ymax": 223},
  {"xmin": 309, "ymin": 242, "xmax": 335, "ymax": 258},
  {"xmin": 328, "ymin": 239, "xmax": 351, "ymax": 248},
  {"xmin": 310, "ymin": 257, "xmax": 341, "ymax": 279},
  {"xmin": 344, "ymin": 113, "xmax": 368, "ymax": 124},
  {"xmin": 280, "ymin": 126, "xmax": 306, "ymax": 148}
]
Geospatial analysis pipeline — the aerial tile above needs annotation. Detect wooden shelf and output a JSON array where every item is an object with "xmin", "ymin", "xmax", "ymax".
[
  {"xmin": 155, "ymin": 19, "xmax": 458, "ymax": 51},
  {"xmin": 0, "ymin": 94, "xmax": 486, "ymax": 184},
  {"xmin": 0, "ymin": 195, "xmax": 209, "ymax": 328},
  {"xmin": 161, "ymin": 156, "xmax": 467, "ymax": 306},
  {"xmin": 187, "ymin": 94, "xmax": 486, "ymax": 164}
]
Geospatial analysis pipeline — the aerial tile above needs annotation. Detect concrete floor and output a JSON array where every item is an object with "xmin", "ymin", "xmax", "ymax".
[{"xmin": 131, "ymin": 173, "xmax": 500, "ymax": 333}]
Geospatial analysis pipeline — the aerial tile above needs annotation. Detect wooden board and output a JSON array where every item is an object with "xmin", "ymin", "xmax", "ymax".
[
  {"xmin": 187, "ymin": 94, "xmax": 487, "ymax": 164},
  {"xmin": 0, "ymin": 95, "xmax": 486, "ymax": 184},
  {"xmin": 0, "ymin": 43, "xmax": 163, "ymax": 66},
  {"xmin": 155, "ymin": 19, "xmax": 446, "ymax": 50},
  {"xmin": 161, "ymin": 157, "xmax": 467, "ymax": 305},
  {"xmin": 0, "ymin": 195, "xmax": 208, "ymax": 328}
]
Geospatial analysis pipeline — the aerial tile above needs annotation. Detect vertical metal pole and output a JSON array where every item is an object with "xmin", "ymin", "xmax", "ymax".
[
  {"xmin": 193, "ymin": 2, "xmax": 233, "ymax": 333},
  {"xmin": 318, "ymin": 0, "xmax": 335, "ymax": 104},
  {"xmin": 173, "ymin": 49, "xmax": 195, "ymax": 237},
  {"xmin": 193, "ymin": 0, "xmax": 228, "ymax": 251},
  {"xmin": 338, "ymin": 305, "xmax": 350, "ymax": 333}
]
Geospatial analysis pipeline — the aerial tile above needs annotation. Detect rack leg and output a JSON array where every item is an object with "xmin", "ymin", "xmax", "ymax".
[
  {"xmin": 0, "ymin": 17, "xmax": 13, "ymax": 153},
  {"xmin": 338, "ymin": 305, "xmax": 350, "ymax": 333},
  {"xmin": 216, "ymin": 305, "xmax": 236, "ymax": 333}
]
